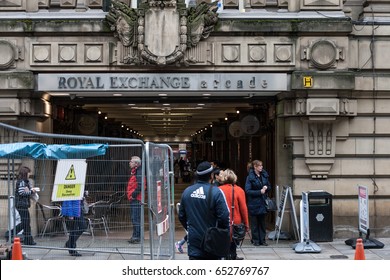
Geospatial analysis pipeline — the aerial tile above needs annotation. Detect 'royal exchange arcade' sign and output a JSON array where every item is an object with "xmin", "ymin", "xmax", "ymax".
[{"xmin": 37, "ymin": 73, "xmax": 289, "ymax": 94}]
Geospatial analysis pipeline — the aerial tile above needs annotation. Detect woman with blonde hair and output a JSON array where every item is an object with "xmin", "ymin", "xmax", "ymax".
[{"xmin": 218, "ymin": 169, "xmax": 249, "ymax": 260}]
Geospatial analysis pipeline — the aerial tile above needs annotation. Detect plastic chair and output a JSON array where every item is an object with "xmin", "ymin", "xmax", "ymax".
[
  {"xmin": 37, "ymin": 202, "xmax": 68, "ymax": 237},
  {"xmin": 85, "ymin": 201, "xmax": 110, "ymax": 238}
]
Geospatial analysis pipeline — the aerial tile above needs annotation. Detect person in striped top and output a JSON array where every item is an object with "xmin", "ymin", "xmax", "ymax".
[{"xmin": 14, "ymin": 166, "xmax": 37, "ymax": 245}]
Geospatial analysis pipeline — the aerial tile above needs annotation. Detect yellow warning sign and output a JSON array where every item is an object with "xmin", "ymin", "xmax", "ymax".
[
  {"xmin": 65, "ymin": 164, "xmax": 76, "ymax": 180},
  {"xmin": 51, "ymin": 159, "xmax": 87, "ymax": 202},
  {"xmin": 56, "ymin": 183, "xmax": 82, "ymax": 198},
  {"xmin": 303, "ymin": 76, "xmax": 313, "ymax": 88}
]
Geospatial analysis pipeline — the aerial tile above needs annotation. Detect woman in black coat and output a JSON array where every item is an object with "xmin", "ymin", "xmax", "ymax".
[
  {"xmin": 15, "ymin": 166, "xmax": 37, "ymax": 245},
  {"xmin": 244, "ymin": 160, "xmax": 272, "ymax": 246}
]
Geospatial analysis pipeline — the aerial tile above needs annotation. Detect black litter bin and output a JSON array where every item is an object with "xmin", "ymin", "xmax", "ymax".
[{"xmin": 308, "ymin": 191, "xmax": 333, "ymax": 242}]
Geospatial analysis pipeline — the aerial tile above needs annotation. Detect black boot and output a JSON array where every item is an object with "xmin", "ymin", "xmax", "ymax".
[{"xmin": 69, "ymin": 251, "xmax": 82, "ymax": 257}]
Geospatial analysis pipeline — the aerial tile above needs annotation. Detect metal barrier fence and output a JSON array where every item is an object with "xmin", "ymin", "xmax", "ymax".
[
  {"xmin": 145, "ymin": 142, "xmax": 175, "ymax": 260},
  {"xmin": 0, "ymin": 122, "xmax": 175, "ymax": 260}
]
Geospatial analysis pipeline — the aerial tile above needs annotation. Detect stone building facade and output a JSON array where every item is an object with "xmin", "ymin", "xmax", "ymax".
[{"xmin": 1, "ymin": 0, "xmax": 390, "ymax": 238}]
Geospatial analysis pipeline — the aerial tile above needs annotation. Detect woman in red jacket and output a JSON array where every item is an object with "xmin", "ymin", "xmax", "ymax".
[{"xmin": 218, "ymin": 169, "xmax": 249, "ymax": 260}]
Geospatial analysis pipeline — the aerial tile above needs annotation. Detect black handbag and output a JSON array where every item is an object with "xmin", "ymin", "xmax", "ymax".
[
  {"xmin": 231, "ymin": 185, "xmax": 246, "ymax": 244},
  {"xmin": 201, "ymin": 185, "xmax": 230, "ymax": 258},
  {"xmin": 232, "ymin": 223, "xmax": 246, "ymax": 242},
  {"xmin": 202, "ymin": 226, "xmax": 230, "ymax": 257},
  {"xmin": 265, "ymin": 196, "xmax": 277, "ymax": 212}
]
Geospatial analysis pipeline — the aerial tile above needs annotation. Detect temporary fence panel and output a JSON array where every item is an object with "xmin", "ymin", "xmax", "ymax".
[
  {"xmin": 145, "ymin": 142, "xmax": 175, "ymax": 260},
  {"xmin": 0, "ymin": 122, "xmax": 175, "ymax": 260}
]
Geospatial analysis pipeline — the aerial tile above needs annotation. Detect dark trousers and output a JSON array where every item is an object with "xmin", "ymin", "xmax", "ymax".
[
  {"xmin": 229, "ymin": 240, "xmax": 238, "ymax": 259},
  {"xmin": 249, "ymin": 214, "xmax": 267, "ymax": 244},
  {"xmin": 16, "ymin": 207, "xmax": 33, "ymax": 243},
  {"xmin": 66, "ymin": 216, "xmax": 86, "ymax": 253},
  {"xmin": 130, "ymin": 199, "xmax": 141, "ymax": 240}
]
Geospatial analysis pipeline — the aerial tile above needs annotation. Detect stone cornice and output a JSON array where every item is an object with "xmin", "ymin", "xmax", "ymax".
[
  {"xmin": 0, "ymin": 18, "xmax": 111, "ymax": 34},
  {"xmin": 215, "ymin": 17, "xmax": 352, "ymax": 34},
  {"xmin": 0, "ymin": 16, "xmax": 352, "ymax": 35}
]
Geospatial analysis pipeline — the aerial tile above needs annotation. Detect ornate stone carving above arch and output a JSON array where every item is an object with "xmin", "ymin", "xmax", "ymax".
[{"xmin": 106, "ymin": 0, "xmax": 219, "ymax": 66}]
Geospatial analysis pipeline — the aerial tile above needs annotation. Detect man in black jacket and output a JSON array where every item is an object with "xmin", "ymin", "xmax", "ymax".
[{"xmin": 178, "ymin": 161, "xmax": 230, "ymax": 260}]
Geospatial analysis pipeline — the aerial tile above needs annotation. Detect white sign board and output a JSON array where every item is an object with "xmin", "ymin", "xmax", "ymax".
[
  {"xmin": 51, "ymin": 159, "xmax": 87, "ymax": 201},
  {"xmin": 37, "ymin": 73, "xmax": 289, "ymax": 93},
  {"xmin": 358, "ymin": 185, "xmax": 369, "ymax": 234}
]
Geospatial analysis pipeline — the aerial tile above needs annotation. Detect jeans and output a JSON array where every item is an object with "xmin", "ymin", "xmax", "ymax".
[{"xmin": 130, "ymin": 199, "xmax": 141, "ymax": 240}]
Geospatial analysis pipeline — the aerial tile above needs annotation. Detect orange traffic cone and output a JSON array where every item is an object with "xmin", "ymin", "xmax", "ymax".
[
  {"xmin": 11, "ymin": 237, "xmax": 23, "ymax": 260},
  {"xmin": 354, "ymin": 238, "xmax": 365, "ymax": 260}
]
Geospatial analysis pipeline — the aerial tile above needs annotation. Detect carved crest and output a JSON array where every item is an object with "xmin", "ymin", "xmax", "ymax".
[{"xmin": 106, "ymin": 0, "xmax": 219, "ymax": 66}]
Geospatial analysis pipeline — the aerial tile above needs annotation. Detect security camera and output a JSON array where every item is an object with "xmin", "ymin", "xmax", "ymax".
[{"xmin": 69, "ymin": 94, "xmax": 76, "ymax": 100}]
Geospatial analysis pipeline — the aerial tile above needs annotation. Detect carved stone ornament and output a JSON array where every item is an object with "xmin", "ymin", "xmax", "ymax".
[
  {"xmin": 301, "ymin": 39, "xmax": 344, "ymax": 70},
  {"xmin": 106, "ymin": 0, "xmax": 219, "ymax": 66},
  {"xmin": 0, "ymin": 40, "xmax": 16, "ymax": 70}
]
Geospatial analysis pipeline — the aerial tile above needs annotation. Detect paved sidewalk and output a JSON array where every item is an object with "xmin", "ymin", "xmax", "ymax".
[
  {"xmin": 173, "ymin": 237, "xmax": 390, "ymax": 260},
  {"xmin": 12, "ymin": 233, "xmax": 390, "ymax": 260}
]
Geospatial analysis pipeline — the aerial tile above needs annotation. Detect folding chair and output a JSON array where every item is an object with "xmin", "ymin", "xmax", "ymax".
[
  {"xmin": 37, "ymin": 202, "xmax": 68, "ymax": 237},
  {"xmin": 85, "ymin": 201, "xmax": 110, "ymax": 238}
]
